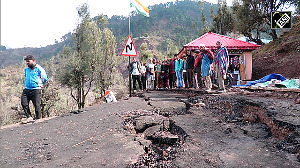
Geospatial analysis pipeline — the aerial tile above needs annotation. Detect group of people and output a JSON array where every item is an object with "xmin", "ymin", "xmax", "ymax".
[
  {"xmin": 129, "ymin": 40, "xmax": 229, "ymax": 93},
  {"xmin": 20, "ymin": 40, "xmax": 228, "ymax": 123}
]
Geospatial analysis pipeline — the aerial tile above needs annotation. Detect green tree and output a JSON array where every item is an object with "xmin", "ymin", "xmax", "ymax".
[
  {"xmin": 140, "ymin": 42, "xmax": 153, "ymax": 63},
  {"xmin": 157, "ymin": 39, "xmax": 178, "ymax": 58},
  {"xmin": 211, "ymin": 0, "xmax": 234, "ymax": 35},
  {"xmin": 94, "ymin": 27, "xmax": 118, "ymax": 99},
  {"xmin": 232, "ymin": 0, "xmax": 266, "ymax": 44},
  {"xmin": 166, "ymin": 39, "xmax": 179, "ymax": 57},
  {"xmin": 233, "ymin": 0, "xmax": 298, "ymax": 42},
  {"xmin": 59, "ymin": 4, "xmax": 117, "ymax": 109},
  {"xmin": 197, "ymin": 0, "xmax": 212, "ymax": 35}
]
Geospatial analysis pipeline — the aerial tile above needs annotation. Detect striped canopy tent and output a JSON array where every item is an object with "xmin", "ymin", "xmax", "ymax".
[{"xmin": 178, "ymin": 32, "xmax": 260, "ymax": 57}]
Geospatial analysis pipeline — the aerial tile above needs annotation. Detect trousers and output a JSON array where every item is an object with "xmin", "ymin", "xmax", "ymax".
[
  {"xmin": 132, "ymin": 75, "xmax": 143, "ymax": 90},
  {"xmin": 216, "ymin": 66, "xmax": 225, "ymax": 90},
  {"xmin": 21, "ymin": 89, "xmax": 42, "ymax": 119},
  {"xmin": 176, "ymin": 71, "xmax": 184, "ymax": 88},
  {"xmin": 186, "ymin": 69, "xmax": 194, "ymax": 88}
]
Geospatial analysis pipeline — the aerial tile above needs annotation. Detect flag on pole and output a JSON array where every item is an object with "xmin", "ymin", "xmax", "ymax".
[{"xmin": 130, "ymin": 0, "xmax": 150, "ymax": 17}]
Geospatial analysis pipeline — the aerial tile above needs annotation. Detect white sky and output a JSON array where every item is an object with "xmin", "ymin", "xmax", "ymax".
[{"xmin": 1, "ymin": 0, "xmax": 227, "ymax": 48}]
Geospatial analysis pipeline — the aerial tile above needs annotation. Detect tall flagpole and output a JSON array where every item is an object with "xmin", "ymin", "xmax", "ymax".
[{"xmin": 128, "ymin": 5, "xmax": 132, "ymax": 97}]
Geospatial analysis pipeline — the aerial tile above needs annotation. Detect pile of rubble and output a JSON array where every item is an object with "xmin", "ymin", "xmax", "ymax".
[{"xmin": 118, "ymin": 109, "xmax": 187, "ymax": 167}]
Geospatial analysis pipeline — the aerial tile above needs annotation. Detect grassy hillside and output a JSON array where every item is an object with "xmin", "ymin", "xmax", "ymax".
[
  {"xmin": 252, "ymin": 21, "xmax": 300, "ymax": 79},
  {"xmin": 0, "ymin": 1, "xmax": 216, "ymax": 68},
  {"xmin": 109, "ymin": 0, "xmax": 217, "ymax": 47}
]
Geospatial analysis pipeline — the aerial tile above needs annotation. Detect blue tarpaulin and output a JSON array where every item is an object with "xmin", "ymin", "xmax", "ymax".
[{"xmin": 235, "ymin": 74, "xmax": 286, "ymax": 87}]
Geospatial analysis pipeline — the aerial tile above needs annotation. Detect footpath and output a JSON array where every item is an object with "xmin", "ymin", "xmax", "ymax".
[{"xmin": 1, "ymin": 90, "xmax": 299, "ymax": 167}]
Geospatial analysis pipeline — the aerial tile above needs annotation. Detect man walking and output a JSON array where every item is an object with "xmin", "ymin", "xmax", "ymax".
[{"xmin": 21, "ymin": 55, "xmax": 48, "ymax": 123}]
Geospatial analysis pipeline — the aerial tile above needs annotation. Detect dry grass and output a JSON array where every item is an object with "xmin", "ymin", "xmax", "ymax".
[{"xmin": 0, "ymin": 63, "xmax": 128, "ymax": 126}]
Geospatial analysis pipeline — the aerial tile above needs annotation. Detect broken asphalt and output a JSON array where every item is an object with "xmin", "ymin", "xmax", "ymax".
[{"xmin": 1, "ymin": 90, "xmax": 299, "ymax": 167}]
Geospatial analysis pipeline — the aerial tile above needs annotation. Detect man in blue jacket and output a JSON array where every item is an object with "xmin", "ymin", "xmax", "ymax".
[{"xmin": 21, "ymin": 55, "xmax": 48, "ymax": 123}]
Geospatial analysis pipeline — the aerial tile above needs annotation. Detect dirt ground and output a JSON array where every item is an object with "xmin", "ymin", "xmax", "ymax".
[
  {"xmin": 252, "ymin": 21, "xmax": 300, "ymax": 80},
  {"xmin": 1, "ymin": 89, "xmax": 300, "ymax": 167}
]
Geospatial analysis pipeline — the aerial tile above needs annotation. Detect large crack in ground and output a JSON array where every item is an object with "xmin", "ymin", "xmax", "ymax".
[
  {"xmin": 191, "ymin": 93, "xmax": 300, "ymax": 161},
  {"xmin": 120, "ymin": 91, "xmax": 300, "ymax": 167},
  {"xmin": 119, "ymin": 107, "xmax": 188, "ymax": 167}
]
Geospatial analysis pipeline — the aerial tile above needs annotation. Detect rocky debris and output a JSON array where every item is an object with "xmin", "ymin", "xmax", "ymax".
[
  {"xmin": 119, "ymin": 106, "xmax": 187, "ymax": 167},
  {"xmin": 143, "ymin": 125, "xmax": 179, "ymax": 144},
  {"xmin": 70, "ymin": 109, "xmax": 85, "ymax": 114},
  {"xmin": 124, "ymin": 122, "xmax": 136, "ymax": 134},
  {"xmin": 134, "ymin": 136, "xmax": 152, "ymax": 149},
  {"xmin": 237, "ymin": 88, "xmax": 300, "ymax": 104},
  {"xmin": 134, "ymin": 115, "xmax": 168, "ymax": 132},
  {"xmin": 18, "ymin": 138, "xmax": 53, "ymax": 164},
  {"xmin": 296, "ymin": 97, "xmax": 300, "ymax": 104},
  {"xmin": 196, "ymin": 93, "xmax": 300, "ymax": 161},
  {"xmin": 117, "ymin": 109, "xmax": 157, "ymax": 118}
]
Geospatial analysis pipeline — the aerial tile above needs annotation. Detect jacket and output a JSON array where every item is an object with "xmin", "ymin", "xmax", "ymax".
[
  {"xmin": 169, "ymin": 60, "xmax": 175, "ymax": 74},
  {"xmin": 186, "ymin": 54, "xmax": 195, "ymax": 70},
  {"xmin": 129, "ymin": 61, "xmax": 141, "ymax": 75},
  {"xmin": 24, "ymin": 64, "xmax": 48, "ymax": 90},
  {"xmin": 175, "ymin": 59, "xmax": 184, "ymax": 72},
  {"xmin": 161, "ymin": 62, "xmax": 170, "ymax": 74},
  {"xmin": 194, "ymin": 50, "xmax": 214, "ymax": 70}
]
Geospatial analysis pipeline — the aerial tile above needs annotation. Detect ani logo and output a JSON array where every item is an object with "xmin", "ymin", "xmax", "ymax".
[{"xmin": 271, "ymin": 11, "xmax": 292, "ymax": 29}]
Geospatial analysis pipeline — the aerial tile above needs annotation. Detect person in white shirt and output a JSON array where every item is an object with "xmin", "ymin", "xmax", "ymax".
[
  {"xmin": 129, "ymin": 57, "xmax": 143, "ymax": 92},
  {"xmin": 146, "ymin": 58, "xmax": 155, "ymax": 91}
]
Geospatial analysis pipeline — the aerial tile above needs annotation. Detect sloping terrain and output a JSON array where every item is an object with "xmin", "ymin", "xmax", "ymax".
[
  {"xmin": 1, "ymin": 90, "xmax": 300, "ymax": 167},
  {"xmin": 252, "ymin": 21, "xmax": 300, "ymax": 79}
]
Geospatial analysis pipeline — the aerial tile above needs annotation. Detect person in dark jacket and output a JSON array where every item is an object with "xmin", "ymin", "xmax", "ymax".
[
  {"xmin": 182, "ymin": 55, "xmax": 188, "ymax": 88},
  {"xmin": 161, "ymin": 57, "xmax": 170, "ymax": 89},
  {"xmin": 169, "ymin": 57, "xmax": 176, "ymax": 89},
  {"xmin": 186, "ymin": 50, "xmax": 195, "ymax": 88}
]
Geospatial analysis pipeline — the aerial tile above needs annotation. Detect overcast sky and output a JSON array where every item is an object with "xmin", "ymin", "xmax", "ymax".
[{"xmin": 1, "ymin": 0, "xmax": 226, "ymax": 48}]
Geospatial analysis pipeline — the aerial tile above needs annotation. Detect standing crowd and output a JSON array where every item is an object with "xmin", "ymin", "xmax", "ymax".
[
  {"xmin": 129, "ymin": 40, "xmax": 229, "ymax": 93},
  {"xmin": 19, "ymin": 40, "xmax": 228, "ymax": 123}
]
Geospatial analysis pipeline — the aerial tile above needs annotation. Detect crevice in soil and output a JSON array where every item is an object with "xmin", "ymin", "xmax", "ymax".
[
  {"xmin": 120, "ymin": 97, "xmax": 189, "ymax": 167},
  {"xmin": 195, "ymin": 94, "xmax": 300, "ymax": 161}
]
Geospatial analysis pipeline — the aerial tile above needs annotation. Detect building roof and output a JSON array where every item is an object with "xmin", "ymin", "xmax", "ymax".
[{"xmin": 183, "ymin": 32, "xmax": 260, "ymax": 50}]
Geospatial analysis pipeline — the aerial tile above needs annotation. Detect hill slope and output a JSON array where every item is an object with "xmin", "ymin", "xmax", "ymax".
[
  {"xmin": 252, "ymin": 21, "xmax": 300, "ymax": 79},
  {"xmin": 0, "ymin": 37, "xmax": 72, "ymax": 67},
  {"xmin": 0, "ymin": 1, "xmax": 216, "ymax": 68},
  {"xmin": 109, "ymin": 0, "xmax": 216, "ymax": 46}
]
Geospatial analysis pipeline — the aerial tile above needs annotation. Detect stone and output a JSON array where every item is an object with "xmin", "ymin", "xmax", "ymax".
[
  {"xmin": 144, "ymin": 125, "xmax": 161, "ymax": 138},
  {"xmin": 124, "ymin": 123, "xmax": 136, "ymax": 134},
  {"xmin": 144, "ymin": 125, "xmax": 179, "ymax": 144},
  {"xmin": 162, "ymin": 119, "xmax": 170, "ymax": 130},
  {"xmin": 295, "ymin": 98, "xmax": 300, "ymax": 104},
  {"xmin": 135, "ymin": 136, "xmax": 152, "ymax": 148},
  {"xmin": 134, "ymin": 115, "xmax": 167, "ymax": 132}
]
